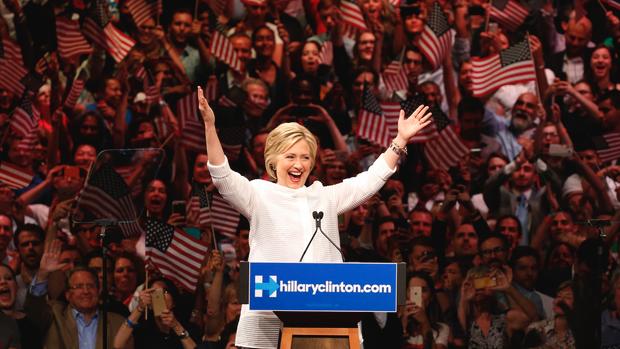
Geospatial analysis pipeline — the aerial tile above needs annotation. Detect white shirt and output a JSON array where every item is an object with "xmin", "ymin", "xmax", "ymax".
[{"xmin": 209, "ymin": 155, "xmax": 396, "ymax": 349}]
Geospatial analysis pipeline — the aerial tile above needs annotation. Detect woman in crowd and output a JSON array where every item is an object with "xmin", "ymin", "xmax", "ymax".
[
  {"xmin": 198, "ymin": 83, "xmax": 432, "ymax": 348},
  {"xmin": 113, "ymin": 276, "xmax": 198, "ymax": 349},
  {"xmin": 0, "ymin": 263, "xmax": 42, "ymax": 349},
  {"xmin": 458, "ymin": 266, "xmax": 530, "ymax": 348},
  {"xmin": 587, "ymin": 44, "xmax": 620, "ymax": 98},
  {"xmin": 400, "ymin": 271, "xmax": 450, "ymax": 348}
]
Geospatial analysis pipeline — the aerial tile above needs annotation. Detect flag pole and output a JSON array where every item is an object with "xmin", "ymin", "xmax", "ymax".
[
  {"xmin": 598, "ymin": 0, "xmax": 608, "ymax": 12},
  {"xmin": 484, "ymin": 0, "xmax": 492, "ymax": 32},
  {"xmin": 144, "ymin": 267, "xmax": 148, "ymax": 320},
  {"xmin": 525, "ymin": 32, "xmax": 543, "ymax": 102},
  {"xmin": 194, "ymin": 0, "xmax": 199, "ymax": 20}
]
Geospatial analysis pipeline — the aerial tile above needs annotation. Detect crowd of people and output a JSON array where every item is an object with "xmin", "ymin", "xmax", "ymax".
[{"xmin": 1, "ymin": 0, "xmax": 620, "ymax": 348}]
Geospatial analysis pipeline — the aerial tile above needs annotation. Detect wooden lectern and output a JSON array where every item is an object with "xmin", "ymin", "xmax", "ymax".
[
  {"xmin": 275, "ymin": 311, "xmax": 362, "ymax": 349},
  {"xmin": 239, "ymin": 262, "xmax": 406, "ymax": 349}
]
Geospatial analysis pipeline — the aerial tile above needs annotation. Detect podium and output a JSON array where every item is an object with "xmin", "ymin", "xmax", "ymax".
[{"xmin": 239, "ymin": 262, "xmax": 406, "ymax": 349}]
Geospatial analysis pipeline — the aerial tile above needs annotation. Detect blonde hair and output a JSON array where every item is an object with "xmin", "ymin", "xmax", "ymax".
[{"xmin": 264, "ymin": 122, "xmax": 318, "ymax": 180}]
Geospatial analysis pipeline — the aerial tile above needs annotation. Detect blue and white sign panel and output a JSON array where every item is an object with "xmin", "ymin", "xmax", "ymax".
[{"xmin": 248, "ymin": 262, "xmax": 398, "ymax": 312}]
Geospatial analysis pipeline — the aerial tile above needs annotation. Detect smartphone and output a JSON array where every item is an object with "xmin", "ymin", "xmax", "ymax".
[
  {"xmin": 409, "ymin": 286, "xmax": 422, "ymax": 307},
  {"xmin": 172, "ymin": 200, "xmax": 186, "ymax": 216},
  {"xmin": 548, "ymin": 144, "xmax": 573, "ymax": 158},
  {"xmin": 489, "ymin": 22, "xmax": 499, "ymax": 34},
  {"xmin": 64, "ymin": 166, "xmax": 81, "ymax": 180},
  {"xmin": 151, "ymin": 288, "xmax": 167, "ymax": 316},
  {"xmin": 473, "ymin": 276, "xmax": 497, "ymax": 290}
]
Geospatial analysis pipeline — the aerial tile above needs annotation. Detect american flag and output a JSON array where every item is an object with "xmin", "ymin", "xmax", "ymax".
[
  {"xmin": 423, "ymin": 108, "xmax": 468, "ymax": 170},
  {"xmin": 55, "ymin": 16, "xmax": 92, "ymax": 60},
  {"xmin": 191, "ymin": 183, "xmax": 241, "ymax": 239},
  {"xmin": 10, "ymin": 93, "xmax": 40, "ymax": 151},
  {"xmin": 400, "ymin": 95, "xmax": 440, "ymax": 142},
  {"xmin": 0, "ymin": 38, "xmax": 27, "ymax": 95},
  {"xmin": 64, "ymin": 70, "xmax": 87, "ymax": 110},
  {"xmin": 177, "ymin": 92, "xmax": 205, "ymax": 152},
  {"xmin": 382, "ymin": 61, "xmax": 409, "ymax": 93},
  {"xmin": 10, "ymin": 93, "xmax": 39, "ymax": 136},
  {"xmin": 210, "ymin": 31, "xmax": 242, "ymax": 72},
  {"xmin": 594, "ymin": 133, "xmax": 620, "ymax": 163},
  {"xmin": 340, "ymin": 0, "xmax": 367, "ymax": 38},
  {"xmin": 154, "ymin": 104, "xmax": 175, "ymax": 139},
  {"xmin": 489, "ymin": 0, "xmax": 529, "ymax": 32},
  {"xmin": 357, "ymin": 86, "xmax": 401, "ymax": 148},
  {"xmin": 76, "ymin": 164, "xmax": 143, "ymax": 238},
  {"xmin": 471, "ymin": 38, "xmax": 536, "ymax": 97},
  {"xmin": 418, "ymin": 2, "xmax": 452, "ymax": 71},
  {"xmin": 82, "ymin": 0, "xmax": 136, "ymax": 62},
  {"xmin": 145, "ymin": 219, "xmax": 209, "ymax": 291},
  {"xmin": 126, "ymin": 0, "xmax": 162, "ymax": 26},
  {"xmin": 0, "ymin": 162, "xmax": 33, "ymax": 190}
]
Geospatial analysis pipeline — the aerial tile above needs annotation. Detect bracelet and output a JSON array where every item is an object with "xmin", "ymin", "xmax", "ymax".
[
  {"xmin": 176, "ymin": 329, "xmax": 189, "ymax": 339},
  {"xmin": 125, "ymin": 318, "xmax": 137, "ymax": 329},
  {"xmin": 389, "ymin": 140, "xmax": 408, "ymax": 157}
]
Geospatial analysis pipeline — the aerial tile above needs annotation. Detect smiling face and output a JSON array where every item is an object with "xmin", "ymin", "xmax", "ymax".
[
  {"xmin": 301, "ymin": 42, "xmax": 321, "ymax": 74},
  {"xmin": 0, "ymin": 265, "xmax": 16, "ymax": 310},
  {"xmin": 145, "ymin": 179, "xmax": 167, "ymax": 215},
  {"xmin": 275, "ymin": 140, "xmax": 312, "ymax": 189},
  {"xmin": 590, "ymin": 46, "xmax": 612, "ymax": 80},
  {"xmin": 357, "ymin": 32, "xmax": 375, "ymax": 62}
]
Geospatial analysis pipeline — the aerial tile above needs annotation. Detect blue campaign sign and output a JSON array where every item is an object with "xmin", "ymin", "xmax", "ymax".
[{"xmin": 248, "ymin": 262, "xmax": 398, "ymax": 312}]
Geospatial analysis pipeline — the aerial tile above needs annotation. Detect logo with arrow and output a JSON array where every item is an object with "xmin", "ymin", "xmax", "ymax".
[{"xmin": 254, "ymin": 275, "xmax": 278, "ymax": 298}]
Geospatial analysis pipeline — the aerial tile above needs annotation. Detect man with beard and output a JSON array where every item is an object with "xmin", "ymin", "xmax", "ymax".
[
  {"xmin": 495, "ymin": 92, "xmax": 541, "ymax": 161},
  {"xmin": 13, "ymin": 224, "xmax": 44, "ymax": 311},
  {"xmin": 483, "ymin": 151, "xmax": 551, "ymax": 246}
]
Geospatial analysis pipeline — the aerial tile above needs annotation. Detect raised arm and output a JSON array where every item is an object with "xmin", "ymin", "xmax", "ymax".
[
  {"xmin": 383, "ymin": 105, "xmax": 433, "ymax": 170},
  {"xmin": 198, "ymin": 86, "xmax": 225, "ymax": 166}
]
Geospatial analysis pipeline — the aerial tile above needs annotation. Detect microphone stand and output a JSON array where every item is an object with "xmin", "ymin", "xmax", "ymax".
[
  {"xmin": 299, "ymin": 212, "xmax": 345, "ymax": 262},
  {"xmin": 93, "ymin": 218, "xmax": 118, "ymax": 349}
]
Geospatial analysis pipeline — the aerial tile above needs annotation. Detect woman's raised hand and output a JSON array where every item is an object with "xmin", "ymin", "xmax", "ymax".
[
  {"xmin": 397, "ymin": 105, "xmax": 433, "ymax": 143},
  {"xmin": 197, "ymin": 86, "xmax": 215, "ymax": 125}
]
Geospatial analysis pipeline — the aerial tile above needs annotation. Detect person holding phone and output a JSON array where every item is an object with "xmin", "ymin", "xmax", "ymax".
[
  {"xmin": 198, "ymin": 85, "xmax": 433, "ymax": 348},
  {"xmin": 458, "ymin": 266, "xmax": 531, "ymax": 348},
  {"xmin": 400, "ymin": 271, "xmax": 449, "ymax": 349},
  {"xmin": 113, "ymin": 277, "xmax": 197, "ymax": 349}
]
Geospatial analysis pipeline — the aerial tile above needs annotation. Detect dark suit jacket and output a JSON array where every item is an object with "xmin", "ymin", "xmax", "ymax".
[
  {"xmin": 25, "ymin": 294, "xmax": 133, "ymax": 349},
  {"xmin": 547, "ymin": 48, "xmax": 594, "ymax": 81}
]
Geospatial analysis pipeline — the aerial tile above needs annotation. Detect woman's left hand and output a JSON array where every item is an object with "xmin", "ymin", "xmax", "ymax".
[
  {"xmin": 159, "ymin": 310, "xmax": 179, "ymax": 328},
  {"xmin": 396, "ymin": 105, "xmax": 433, "ymax": 145},
  {"xmin": 410, "ymin": 304, "xmax": 430, "ymax": 326}
]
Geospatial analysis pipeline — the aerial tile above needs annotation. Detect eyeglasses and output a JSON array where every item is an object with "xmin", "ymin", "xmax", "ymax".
[
  {"xmin": 69, "ymin": 283, "xmax": 97, "ymax": 291},
  {"xmin": 115, "ymin": 267, "xmax": 136, "ymax": 273},
  {"xmin": 480, "ymin": 247, "xmax": 506, "ymax": 257}
]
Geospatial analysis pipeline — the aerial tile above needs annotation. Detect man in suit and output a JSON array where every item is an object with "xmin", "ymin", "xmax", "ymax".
[
  {"xmin": 483, "ymin": 151, "xmax": 560, "ymax": 247},
  {"xmin": 25, "ymin": 242, "xmax": 132, "ymax": 349},
  {"xmin": 547, "ymin": 16, "xmax": 593, "ymax": 83}
]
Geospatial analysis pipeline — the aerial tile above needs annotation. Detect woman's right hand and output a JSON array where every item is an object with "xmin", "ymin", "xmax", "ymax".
[
  {"xmin": 138, "ymin": 288, "xmax": 154, "ymax": 309},
  {"xmin": 197, "ymin": 87, "xmax": 215, "ymax": 125}
]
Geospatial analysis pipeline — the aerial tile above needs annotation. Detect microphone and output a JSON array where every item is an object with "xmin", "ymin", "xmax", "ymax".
[{"xmin": 299, "ymin": 211, "xmax": 345, "ymax": 262}]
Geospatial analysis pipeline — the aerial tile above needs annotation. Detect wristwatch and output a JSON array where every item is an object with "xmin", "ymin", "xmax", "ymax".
[{"xmin": 177, "ymin": 330, "xmax": 189, "ymax": 339}]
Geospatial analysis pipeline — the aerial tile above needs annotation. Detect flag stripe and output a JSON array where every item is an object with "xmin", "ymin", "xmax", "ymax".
[
  {"xmin": 0, "ymin": 163, "xmax": 33, "ymax": 189},
  {"xmin": 56, "ymin": 17, "xmax": 92, "ymax": 59}
]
